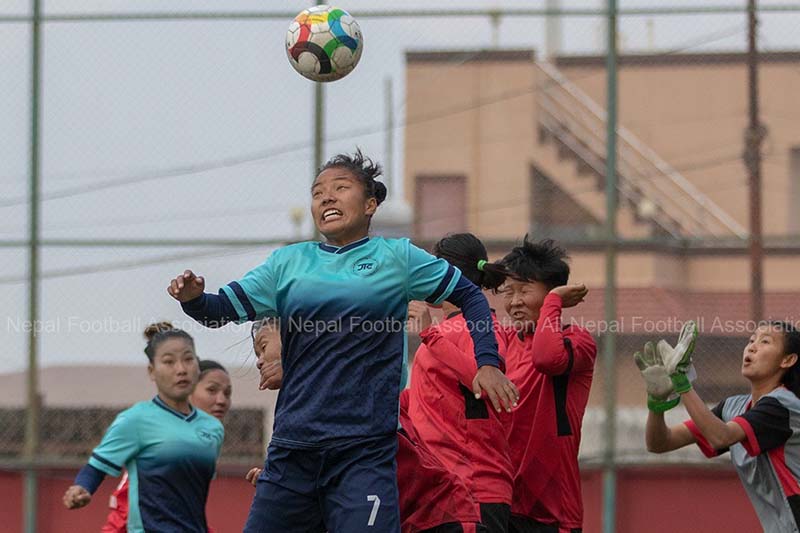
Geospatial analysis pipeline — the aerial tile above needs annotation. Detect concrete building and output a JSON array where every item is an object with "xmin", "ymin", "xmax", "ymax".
[{"xmin": 404, "ymin": 49, "xmax": 800, "ymax": 407}]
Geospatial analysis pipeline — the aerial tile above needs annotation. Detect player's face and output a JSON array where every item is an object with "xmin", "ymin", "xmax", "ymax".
[
  {"xmin": 255, "ymin": 325, "xmax": 281, "ymax": 366},
  {"xmin": 191, "ymin": 369, "xmax": 232, "ymax": 421},
  {"xmin": 148, "ymin": 338, "xmax": 200, "ymax": 403},
  {"xmin": 311, "ymin": 167, "xmax": 377, "ymax": 246},
  {"xmin": 498, "ymin": 278, "xmax": 550, "ymax": 332},
  {"xmin": 741, "ymin": 324, "xmax": 796, "ymax": 381}
]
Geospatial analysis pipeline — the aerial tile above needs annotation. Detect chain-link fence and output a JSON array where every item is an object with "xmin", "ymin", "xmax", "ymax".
[{"xmin": 3, "ymin": 2, "xmax": 800, "ymax": 532}]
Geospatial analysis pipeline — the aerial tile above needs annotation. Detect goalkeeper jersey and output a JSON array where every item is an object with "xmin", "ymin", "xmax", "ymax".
[{"xmin": 685, "ymin": 387, "xmax": 800, "ymax": 533}]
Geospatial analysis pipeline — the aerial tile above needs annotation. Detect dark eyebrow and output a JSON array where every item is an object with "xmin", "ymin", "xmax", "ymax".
[{"xmin": 311, "ymin": 175, "xmax": 355, "ymax": 191}]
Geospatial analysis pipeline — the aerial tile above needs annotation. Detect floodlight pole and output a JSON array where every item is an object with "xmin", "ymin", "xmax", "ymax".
[
  {"xmin": 24, "ymin": 0, "xmax": 43, "ymax": 531},
  {"xmin": 746, "ymin": 0, "xmax": 764, "ymax": 323},
  {"xmin": 313, "ymin": 81, "xmax": 324, "ymax": 241},
  {"xmin": 602, "ymin": 0, "xmax": 619, "ymax": 532}
]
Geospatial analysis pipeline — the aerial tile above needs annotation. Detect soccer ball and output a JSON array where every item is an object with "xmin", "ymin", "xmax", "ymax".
[{"xmin": 286, "ymin": 5, "xmax": 363, "ymax": 82}]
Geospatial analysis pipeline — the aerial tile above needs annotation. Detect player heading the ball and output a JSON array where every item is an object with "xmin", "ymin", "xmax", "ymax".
[{"xmin": 167, "ymin": 149, "xmax": 518, "ymax": 533}]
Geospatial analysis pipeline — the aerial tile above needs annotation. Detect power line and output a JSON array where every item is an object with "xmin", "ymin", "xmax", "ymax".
[
  {"xmin": 0, "ymin": 245, "xmax": 274, "ymax": 285},
  {"xmin": 0, "ymin": 149, "xmax": 775, "ymax": 286},
  {"xmin": 0, "ymin": 23, "xmax": 749, "ymax": 210},
  {"xmin": 0, "ymin": 203, "xmax": 296, "ymax": 235}
]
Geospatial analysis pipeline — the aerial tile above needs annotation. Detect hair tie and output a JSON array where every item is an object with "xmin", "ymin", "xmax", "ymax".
[{"xmin": 477, "ymin": 260, "xmax": 487, "ymax": 272}]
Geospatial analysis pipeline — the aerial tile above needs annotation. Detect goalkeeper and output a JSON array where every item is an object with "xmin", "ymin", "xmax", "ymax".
[{"xmin": 638, "ymin": 320, "xmax": 800, "ymax": 532}]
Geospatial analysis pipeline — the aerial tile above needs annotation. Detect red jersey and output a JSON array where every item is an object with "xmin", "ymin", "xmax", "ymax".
[
  {"xmin": 101, "ymin": 473, "xmax": 128, "ymax": 533},
  {"xmin": 504, "ymin": 293, "xmax": 597, "ymax": 531},
  {"xmin": 101, "ymin": 472, "xmax": 217, "ymax": 533},
  {"xmin": 398, "ymin": 390, "xmax": 482, "ymax": 533},
  {"xmin": 408, "ymin": 312, "xmax": 513, "ymax": 504}
]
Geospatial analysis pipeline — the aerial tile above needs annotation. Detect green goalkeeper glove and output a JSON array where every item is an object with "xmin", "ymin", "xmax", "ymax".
[
  {"xmin": 658, "ymin": 320, "xmax": 698, "ymax": 395},
  {"xmin": 634, "ymin": 341, "xmax": 680, "ymax": 413}
]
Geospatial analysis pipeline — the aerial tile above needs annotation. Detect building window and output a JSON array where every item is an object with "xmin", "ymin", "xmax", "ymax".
[
  {"xmin": 414, "ymin": 175, "xmax": 467, "ymax": 240},
  {"xmin": 530, "ymin": 165, "xmax": 601, "ymax": 240}
]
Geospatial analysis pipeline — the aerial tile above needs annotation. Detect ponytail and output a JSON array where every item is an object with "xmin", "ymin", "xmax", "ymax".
[{"xmin": 433, "ymin": 233, "xmax": 508, "ymax": 290}]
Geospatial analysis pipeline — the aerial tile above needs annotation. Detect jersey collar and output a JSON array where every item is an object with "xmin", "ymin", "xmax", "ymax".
[
  {"xmin": 153, "ymin": 395, "xmax": 198, "ymax": 422},
  {"xmin": 318, "ymin": 236, "xmax": 370, "ymax": 254}
]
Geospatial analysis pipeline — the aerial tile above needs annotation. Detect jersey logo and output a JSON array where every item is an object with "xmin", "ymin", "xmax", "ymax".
[
  {"xmin": 195, "ymin": 428, "xmax": 216, "ymax": 444},
  {"xmin": 353, "ymin": 257, "xmax": 378, "ymax": 277}
]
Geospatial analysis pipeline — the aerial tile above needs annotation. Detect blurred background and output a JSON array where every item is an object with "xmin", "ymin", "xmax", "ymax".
[{"xmin": 2, "ymin": 1, "xmax": 800, "ymax": 531}]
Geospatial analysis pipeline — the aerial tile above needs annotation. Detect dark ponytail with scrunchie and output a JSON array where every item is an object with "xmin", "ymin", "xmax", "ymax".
[{"xmin": 433, "ymin": 233, "xmax": 508, "ymax": 290}]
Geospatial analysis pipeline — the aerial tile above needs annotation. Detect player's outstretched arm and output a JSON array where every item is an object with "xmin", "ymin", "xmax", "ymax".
[
  {"xmin": 167, "ymin": 269, "xmax": 205, "ymax": 302},
  {"xmin": 65, "ymin": 462, "xmax": 107, "ymax": 509},
  {"xmin": 645, "ymin": 411, "xmax": 696, "ymax": 453},
  {"xmin": 167, "ymin": 269, "xmax": 239, "ymax": 328},
  {"xmin": 681, "ymin": 389, "xmax": 745, "ymax": 450}
]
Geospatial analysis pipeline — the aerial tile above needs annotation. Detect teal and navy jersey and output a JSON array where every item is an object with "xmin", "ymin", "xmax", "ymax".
[
  {"xmin": 88, "ymin": 397, "xmax": 224, "ymax": 533},
  {"xmin": 183, "ymin": 237, "xmax": 500, "ymax": 448}
]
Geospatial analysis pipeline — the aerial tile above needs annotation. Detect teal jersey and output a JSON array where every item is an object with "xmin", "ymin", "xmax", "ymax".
[
  {"xmin": 89, "ymin": 396, "xmax": 224, "ymax": 533},
  {"xmin": 220, "ymin": 237, "xmax": 461, "ymax": 447}
]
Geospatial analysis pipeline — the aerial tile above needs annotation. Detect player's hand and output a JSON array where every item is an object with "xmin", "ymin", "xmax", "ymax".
[
  {"xmin": 245, "ymin": 467, "xmax": 262, "ymax": 487},
  {"xmin": 257, "ymin": 360, "xmax": 283, "ymax": 391},
  {"xmin": 407, "ymin": 301, "xmax": 433, "ymax": 334},
  {"xmin": 634, "ymin": 341, "xmax": 675, "ymax": 400},
  {"xmin": 472, "ymin": 365, "xmax": 519, "ymax": 413},
  {"xmin": 634, "ymin": 341, "xmax": 680, "ymax": 413},
  {"xmin": 549, "ymin": 283, "xmax": 588, "ymax": 308},
  {"xmin": 657, "ymin": 320, "xmax": 698, "ymax": 394},
  {"xmin": 63, "ymin": 485, "xmax": 91, "ymax": 510},
  {"xmin": 167, "ymin": 269, "xmax": 205, "ymax": 303}
]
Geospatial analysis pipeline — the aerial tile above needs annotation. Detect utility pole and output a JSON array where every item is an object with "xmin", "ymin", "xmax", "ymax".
[
  {"xmin": 746, "ymin": 0, "xmax": 765, "ymax": 323},
  {"xmin": 24, "ymin": 0, "xmax": 43, "ymax": 531},
  {"xmin": 602, "ymin": 1, "xmax": 618, "ymax": 532}
]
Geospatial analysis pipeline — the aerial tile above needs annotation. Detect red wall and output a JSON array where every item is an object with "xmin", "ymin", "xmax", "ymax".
[{"xmin": 0, "ymin": 466, "xmax": 760, "ymax": 533}]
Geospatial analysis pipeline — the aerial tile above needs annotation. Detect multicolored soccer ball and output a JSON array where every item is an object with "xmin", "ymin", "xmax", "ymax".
[{"xmin": 286, "ymin": 5, "xmax": 363, "ymax": 83}]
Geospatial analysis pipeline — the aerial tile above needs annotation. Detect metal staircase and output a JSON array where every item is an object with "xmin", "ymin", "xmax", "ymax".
[{"xmin": 535, "ymin": 61, "xmax": 747, "ymax": 240}]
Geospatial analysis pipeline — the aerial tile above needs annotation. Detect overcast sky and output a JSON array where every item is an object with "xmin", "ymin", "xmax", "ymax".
[{"xmin": 1, "ymin": 0, "xmax": 799, "ymax": 376}]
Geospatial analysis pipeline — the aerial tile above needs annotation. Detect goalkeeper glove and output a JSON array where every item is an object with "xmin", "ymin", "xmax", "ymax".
[
  {"xmin": 634, "ymin": 341, "xmax": 680, "ymax": 413},
  {"xmin": 658, "ymin": 320, "xmax": 698, "ymax": 395}
]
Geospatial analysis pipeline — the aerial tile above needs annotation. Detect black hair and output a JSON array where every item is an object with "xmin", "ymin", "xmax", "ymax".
[
  {"xmin": 143, "ymin": 321, "xmax": 195, "ymax": 363},
  {"xmin": 316, "ymin": 148, "xmax": 387, "ymax": 206},
  {"xmin": 198, "ymin": 359, "xmax": 228, "ymax": 377},
  {"xmin": 433, "ymin": 233, "xmax": 507, "ymax": 290},
  {"xmin": 251, "ymin": 317, "xmax": 280, "ymax": 350},
  {"xmin": 499, "ymin": 235, "xmax": 570, "ymax": 290},
  {"xmin": 769, "ymin": 321, "xmax": 800, "ymax": 397}
]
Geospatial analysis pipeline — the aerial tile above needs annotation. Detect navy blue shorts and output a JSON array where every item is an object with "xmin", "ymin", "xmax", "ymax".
[{"xmin": 244, "ymin": 434, "xmax": 400, "ymax": 533}]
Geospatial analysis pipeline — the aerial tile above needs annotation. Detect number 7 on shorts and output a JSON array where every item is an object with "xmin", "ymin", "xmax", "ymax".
[{"xmin": 367, "ymin": 494, "xmax": 380, "ymax": 526}]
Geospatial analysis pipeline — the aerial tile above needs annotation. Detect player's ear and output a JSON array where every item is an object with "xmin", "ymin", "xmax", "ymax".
[
  {"xmin": 147, "ymin": 363, "xmax": 156, "ymax": 382},
  {"xmin": 364, "ymin": 196, "xmax": 377, "ymax": 217}
]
